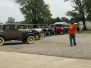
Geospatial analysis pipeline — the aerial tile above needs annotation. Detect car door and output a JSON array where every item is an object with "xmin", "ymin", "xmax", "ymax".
[
  {"xmin": 2, "ymin": 25, "xmax": 10, "ymax": 39},
  {"xmin": 8, "ymin": 25, "xmax": 22, "ymax": 40}
]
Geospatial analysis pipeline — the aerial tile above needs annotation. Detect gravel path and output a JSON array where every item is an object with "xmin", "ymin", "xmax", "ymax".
[{"xmin": 0, "ymin": 34, "xmax": 91, "ymax": 59}]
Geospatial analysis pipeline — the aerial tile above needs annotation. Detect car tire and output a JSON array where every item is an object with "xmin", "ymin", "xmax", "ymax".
[
  {"xmin": 27, "ymin": 36, "xmax": 35, "ymax": 44},
  {"xmin": 60, "ymin": 31, "xmax": 64, "ymax": 35},
  {"xmin": 50, "ymin": 32, "xmax": 55, "ymax": 36},
  {"xmin": 35, "ymin": 34, "xmax": 40, "ymax": 40},
  {"xmin": 40, "ymin": 33, "xmax": 45, "ymax": 38},
  {"xmin": 0, "ymin": 37, "xmax": 4, "ymax": 46},
  {"xmin": 45, "ymin": 32, "xmax": 50, "ymax": 36}
]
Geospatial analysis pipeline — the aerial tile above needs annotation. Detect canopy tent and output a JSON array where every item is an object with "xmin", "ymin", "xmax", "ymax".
[{"xmin": 54, "ymin": 22, "xmax": 69, "ymax": 25}]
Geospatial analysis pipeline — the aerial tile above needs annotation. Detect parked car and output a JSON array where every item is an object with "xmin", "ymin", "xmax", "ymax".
[
  {"xmin": 0, "ymin": 23, "xmax": 35, "ymax": 46},
  {"xmin": 32, "ymin": 24, "xmax": 47, "ymax": 37},
  {"xmin": 42, "ymin": 28, "xmax": 55, "ymax": 36},
  {"xmin": 33, "ymin": 24, "xmax": 55, "ymax": 36},
  {"xmin": 18, "ymin": 24, "xmax": 41, "ymax": 40},
  {"xmin": 50, "ymin": 24, "xmax": 64, "ymax": 35},
  {"xmin": 34, "ymin": 28, "xmax": 45, "ymax": 38},
  {"xmin": 47, "ymin": 28, "xmax": 55, "ymax": 36},
  {"xmin": 19, "ymin": 24, "xmax": 45, "ymax": 39}
]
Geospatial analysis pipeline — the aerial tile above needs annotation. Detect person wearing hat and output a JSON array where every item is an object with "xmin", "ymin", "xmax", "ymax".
[{"xmin": 68, "ymin": 22, "xmax": 77, "ymax": 47}]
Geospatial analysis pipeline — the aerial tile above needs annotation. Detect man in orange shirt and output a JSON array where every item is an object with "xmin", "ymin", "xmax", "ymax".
[{"xmin": 68, "ymin": 22, "xmax": 77, "ymax": 47}]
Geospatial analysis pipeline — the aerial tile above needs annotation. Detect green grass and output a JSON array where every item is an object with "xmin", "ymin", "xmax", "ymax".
[{"xmin": 81, "ymin": 27, "xmax": 91, "ymax": 34}]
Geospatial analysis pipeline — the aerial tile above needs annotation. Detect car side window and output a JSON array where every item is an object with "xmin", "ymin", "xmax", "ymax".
[
  {"xmin": 9, "ymin": 25, "xmax": 17, "ymax": 31},
  {"xmin": 3, "ymin": 25, "xmax": 9, "ymax": 31}
]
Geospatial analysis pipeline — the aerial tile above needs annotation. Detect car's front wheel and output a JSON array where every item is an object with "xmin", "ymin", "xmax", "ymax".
[
  {"xmin": 45, "ymin": 32, "xmax": 50, "ymax": 36},
  {"xmin": 40, "ymin": 32, "xmax": 45, "ymax": 38},
  {"xmin": 60, "ymin": 31, "xmax": 64, "ymax": 35},
  {"xmin": 35, "ymin": 34, "xmax": 40, "ymax": 40},
  {"xmin": 0, "ymin": 37, "xmax": 4, "ymax": 46},
  {"xmin": 27, "ymin": 36, "xmax": 35, "ymax": 44},
  {"xmin": 50, "ymin": 32, "xmax": 55, "ymax": 36}
]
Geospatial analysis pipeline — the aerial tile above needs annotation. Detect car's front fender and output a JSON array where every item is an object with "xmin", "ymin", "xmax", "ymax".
[{"xmin": 22, "ymin": 33, "xmax": 35, "ymax": 40}]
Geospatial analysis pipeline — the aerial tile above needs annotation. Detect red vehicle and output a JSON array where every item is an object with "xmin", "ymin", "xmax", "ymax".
[{"xmin": 50, "ymin": 24, "xmax": 64, "ymax": 35}]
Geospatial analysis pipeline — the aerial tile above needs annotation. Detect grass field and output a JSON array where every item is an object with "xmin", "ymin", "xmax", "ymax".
[{"xmin": 81, "ymin": 27, "xmax": 91, "ymax": 34}]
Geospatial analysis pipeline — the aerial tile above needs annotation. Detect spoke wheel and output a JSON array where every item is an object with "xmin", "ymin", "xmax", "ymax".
[
  {"xmin": 40, "ymin": 33, "xmax": 45, "ymax": 38},
  {"xmin": 51, "ymin": 32, "xmax": 55, "ymax": 36},
  {"xmin": 27, "ymin": 36, "xmax": 35, "ymax": 44},
  {"xmin": 45, "ymin": 32, "xmax": 50, "ymax": 36},
  {"xmin": 0, "ymin": 37, "xmax": 4, "ymax": 46},
  {"xmin": 35, "ymin": 34, "xmax": 40, "ymax": 40}
]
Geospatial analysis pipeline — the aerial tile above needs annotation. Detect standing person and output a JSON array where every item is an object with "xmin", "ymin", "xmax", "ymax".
[
  {"xmin": 51, "ymin": 25, "xmax": 55, "ymax": 30},
  {"xmin": 79, "ymin": 24, "xmax": 83, "ymax": 33},
  {"xmin": 68, "ymin": 22, "xmax": 77, "ymax": 47}
]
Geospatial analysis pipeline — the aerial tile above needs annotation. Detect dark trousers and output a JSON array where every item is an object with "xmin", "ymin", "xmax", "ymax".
[{"xmin": 69, "ymin": 34, "xmax": 76, "ymax": 46}]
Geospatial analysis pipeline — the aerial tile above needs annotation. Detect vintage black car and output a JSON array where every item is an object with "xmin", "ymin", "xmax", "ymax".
[
  {"xmin": 18, "ymin": 24, "xmax": 45, "ymax": 39},
  {"xmin": 0, "ymin": 23, "xmax": 35, "ymax": 46},
  {"xmin": 42, "ymin": 28, "xmax": 55, "ymax": 36},
  {"xmin": 33, "ymin": 24, "xmax": 55, "ymax": 36},
  {"xmin": 18, "ymin": 24, "xmax": 41, "ymax": 40}
]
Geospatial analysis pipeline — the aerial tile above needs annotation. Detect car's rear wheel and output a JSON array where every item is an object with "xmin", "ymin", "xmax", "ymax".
[
  {"xmin": 45, "ymin": 32, "xmax": 50, "ymax": 36},
  {"xmin": 0, "ymin": 37, "xmax": 4, "ymax": 46},
  {"xmin": 27, "ymin": 36, "xmax": 35, "ymax": 44},
  {"xmin": 60, "ymin": 31, "xmax": 64, "ymax": 35},
  {"xmin": 51, "ymin": 32, "xmax": 55, "ymax": 36},
  {"xmin": 40, "ymin": 33, "xmax": 45, "ymax": 38},
  {"xmin": 35, "ymin": 34, "xmax": 40, "ymax": 40}
]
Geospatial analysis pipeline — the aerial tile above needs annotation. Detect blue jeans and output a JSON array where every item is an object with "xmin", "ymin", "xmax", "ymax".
[{"xmin": 69, "ymin": 34, "xmax": 76, "ymax": 46}]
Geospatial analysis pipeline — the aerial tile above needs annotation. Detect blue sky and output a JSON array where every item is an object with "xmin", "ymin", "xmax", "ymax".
[{"xmin": 0, "ymin": 0, "xmax": 73, "ymax": 23}]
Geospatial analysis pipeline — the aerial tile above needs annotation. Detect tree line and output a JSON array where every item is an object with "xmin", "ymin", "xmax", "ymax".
[{"xmin": 5, "ymin": 16, "xmax": 77, "ymax": 25}]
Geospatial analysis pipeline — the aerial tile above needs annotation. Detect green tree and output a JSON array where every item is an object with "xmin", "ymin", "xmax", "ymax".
[
  {"xmin": 6, "ymin": 17, "xmax": 15, "ymax": 23},
  {"xmin": 64, "ymin": 0, "xmax": 87, "ymax": 30},
  {"xmin": 47, "ymin": 18, "xmax": 56, "ymax": 24},
  {"xmin": 84, "ymin": 0, "xmax": 91, "ymax": 21},
  {"xmin": 16, "ymin": 0, "xmax": 52, "ymax": 24},
  {"xmin": 47, "ymin": 17, "xmax": 70, "ymax": 24},
  {"xmin": 60, "ymin": 17, "xmax": 70, "ymax": 22},
  {"xmin": 55, "ymin": 17, "xmax": 61, "ymax": 22}
]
